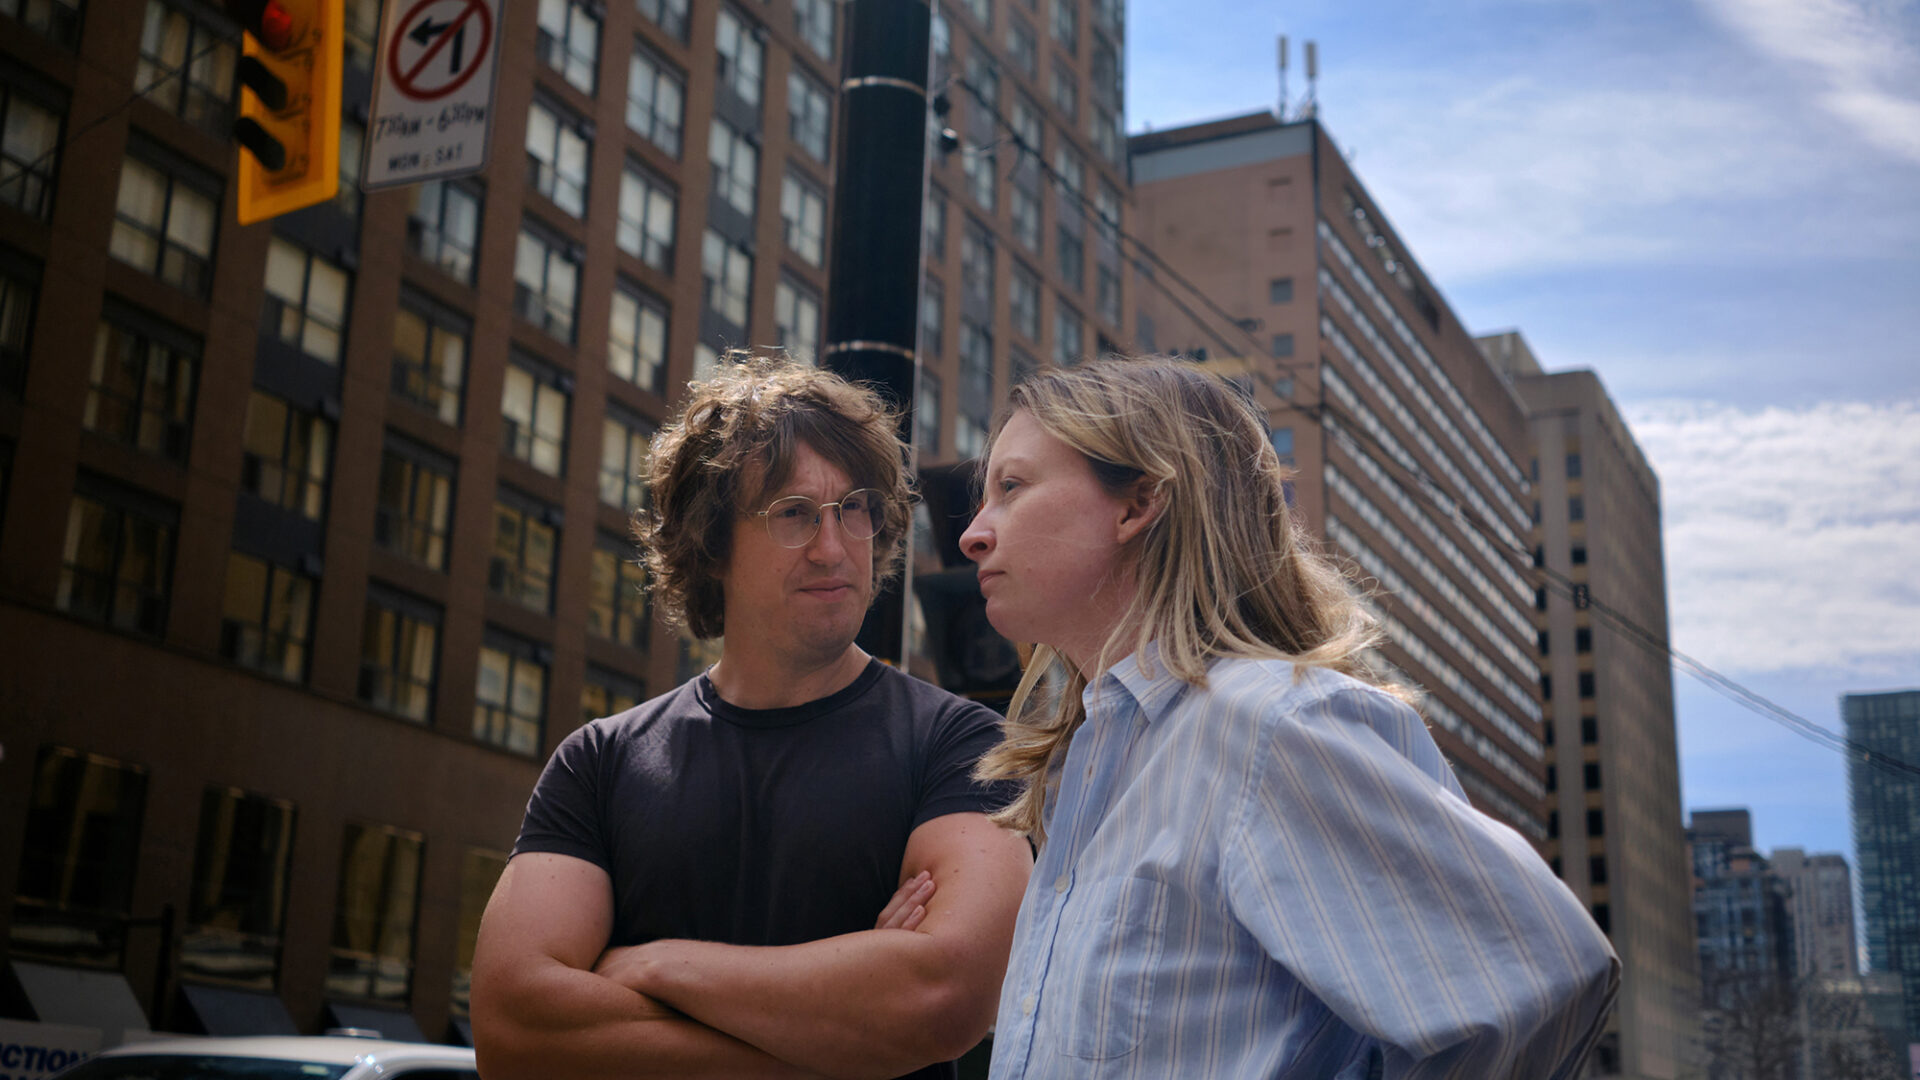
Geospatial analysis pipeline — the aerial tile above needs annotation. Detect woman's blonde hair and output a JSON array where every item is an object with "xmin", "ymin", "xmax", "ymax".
[{"xmin": 973, "ymin": 356, "xmax": 1408, "ymax": 841}]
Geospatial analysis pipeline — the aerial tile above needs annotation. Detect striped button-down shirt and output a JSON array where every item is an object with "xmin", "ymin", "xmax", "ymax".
[{"xmin": 988, "ymin": 654, "xmax": 1618, "ymax": 1080}]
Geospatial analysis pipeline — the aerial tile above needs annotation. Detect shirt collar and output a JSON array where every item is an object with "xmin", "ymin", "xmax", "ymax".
[{"xmin": 1086, "ymin": 642, "xmax": 1189, "ymax": 726}]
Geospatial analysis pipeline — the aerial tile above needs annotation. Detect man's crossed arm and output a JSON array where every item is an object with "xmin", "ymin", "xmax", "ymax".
[{"xmin": 471, "ymin": 813, "xmax": 1033, "ymax": 1080}]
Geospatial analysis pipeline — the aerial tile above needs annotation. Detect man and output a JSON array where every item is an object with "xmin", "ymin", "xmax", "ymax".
[{"xmin": 472, "ymin": 359, "xmax": 1033, "ymax": 1080}]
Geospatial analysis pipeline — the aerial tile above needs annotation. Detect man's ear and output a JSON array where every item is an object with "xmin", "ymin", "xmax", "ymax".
[{"xmin": 1114, "ymin": 476, "xmax": 1166, "ymax": 545}]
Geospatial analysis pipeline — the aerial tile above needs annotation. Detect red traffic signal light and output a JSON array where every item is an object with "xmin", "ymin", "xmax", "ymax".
[{"xmin": 226, "ymin": 0, "xmax": 342, "ymax": 225}]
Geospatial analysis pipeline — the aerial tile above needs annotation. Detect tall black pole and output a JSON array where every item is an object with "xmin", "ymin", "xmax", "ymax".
[{"xmin": 823, "ymin": 0, "xmax": 932, "ymax": 665}]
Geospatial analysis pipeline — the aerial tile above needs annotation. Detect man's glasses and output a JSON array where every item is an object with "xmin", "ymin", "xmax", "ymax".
[{"xmin": 752, "ymin": 489, "xmax": 887, "ymax": 548}]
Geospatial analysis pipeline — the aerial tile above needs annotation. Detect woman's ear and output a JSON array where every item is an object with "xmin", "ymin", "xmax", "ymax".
[{"xmin": 1114, "ymin": 476, "xmax": 1166, "ymax": 545}]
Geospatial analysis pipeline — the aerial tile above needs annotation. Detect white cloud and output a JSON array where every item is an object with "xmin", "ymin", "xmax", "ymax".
[
  {"xmin": 1626, "ymin": 398, "xmax": 1920, "ymax": 677},
  {"xmin": 1697, "ymin": 0, "xmax": 1920, "ymax": 163}
]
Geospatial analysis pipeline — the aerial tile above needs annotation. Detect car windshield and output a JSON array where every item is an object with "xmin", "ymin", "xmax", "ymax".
[{"xmin": 58, "ymin": 1056, "xmax": 352, "ymax": 1080}]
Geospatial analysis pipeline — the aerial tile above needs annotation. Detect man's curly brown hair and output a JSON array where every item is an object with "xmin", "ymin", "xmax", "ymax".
[{"xmin": 632, "ymin": 356, "xmax": 913, "ymax": 640}]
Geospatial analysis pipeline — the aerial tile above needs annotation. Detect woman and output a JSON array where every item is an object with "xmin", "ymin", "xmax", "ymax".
[{"xmin": 960, "ymin": 357, "xmax": 1616, "ymax": 1080}]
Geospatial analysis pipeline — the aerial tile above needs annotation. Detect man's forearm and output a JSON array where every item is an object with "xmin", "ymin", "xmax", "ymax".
[
  {"xmin": 473, "ymin": 956, "xmax": 822, "ymax": 1080},
  {"xmin": 601, "ymin": 931, "xmax": 989, "ymax": 1080}
]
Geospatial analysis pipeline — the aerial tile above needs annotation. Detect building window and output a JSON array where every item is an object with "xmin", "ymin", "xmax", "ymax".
[
  {"xmin": 588, "ymin": 533, "xmax": 649, "ymax": 647},
  {"xmin": 780, "ymin": 173, "xmax": 826, "ymax": 266},
  {"xmin": 1271, "ymin": 427, "xmax": 1293, "ymax": 461},
  {"xmin": 501, "ymin": 355, "xmax": 569, "ymax": 477},
  {"xmin": 1010, "ymin": 261, "xmax": 1040, "ymax": 341},
  {"xmin": 1576, "ymin": 627, "xmax": 1592, "ymax": 653},
  {"xmin": 709, "ymin": 117, "xmax": 759, "ymax": 219},
  {"xmin": 616, "ymin": 162, "xmax": 676, "ymax": 272},
  {"xmin": 794, "ymin": 0, "xmax": 834, "ymax": 58},
  {"xmin": 335, "ymin": 118, "xmax": 364, "ymax": 218},
  {"xmin": 582, "ymin": 666, "xmax": 645, "ymax": 723},
  {"xmin": 1581, "ymin": 716, "xmax": 1598, "ymax": 744},
  {"xmin": 788, "ymin": 70, "xmax": 831, "ymax": 161},
  {"xmin": 475, "ymin": 633, "xmax": 546, "ymax": 755},
  {"xmin": 958, "ymin": 0, "xmax": 990, "ymax": 29},
  {"xmin": 1586, "ymin": 808, "xmax": 1604, "ymax": 837},
  {"xmin": 924, "ymin": 186, "xmax": 948, "ymax": 259},
  {"xmin": 1090, "ymin": 38, "xmax": 1120, "ymax": 108},
  {"xmin": 1566, "ymin": 452, "xmax": 1582, "ymax": 479},
  {"xmin": 1271, "ymin": 332, "xmax": 1295, "ymax": 359},
  {"xmin": 448, "ymin": 850, "xmax": 507, "ymax": 1020},
  {"xmin": 919, "ymin": 278, "xmax": 944, "ymax": 358},
  {"xmin": 84, "ymin": 315, "xmax": 196, "ymax": 463},
  {"xmin": 513, "ymin": 222, "xmax": 581, "ymax": 342},
  {"xmin": 390, "ymin": 294, "xmax": 468, "ymax": 426},
  {"xmin": 241, "ymin": 390, "xmax": 332, "ymax": 521},
  {"xmin": 962, "ymin": 218, "xmax": 995, "ymax": 307},
  {"xmin": 0, "ymin": 82, "xmax": 59, "ymax": 220},
  {"xmin": 1578, "ymin": 672, "xmax": 1596, "ymax": 699},
  {"xmin": 263, "ymin": 236, "xmax": 351, "ymax": 363},
  {"xmin": 600, "ymin": 405, "xmax": 654, "ymax": 510},
  {"xmin": 1011, "ymin": 348, "xmax": 1037, "ymax": 390},
  {"xmin": 1571, "ymin": 544, "xmax": 1587, "ymax": 565},
  {"xmin": 220, "ymin": 551, "xmax": 316, "ymax": 682},
  {"xmin": 406, "ymin": 179, "xmax": 480, "ymax": 285},
  {"xmin": 1548, "ymin": 810, "xmax": 1558, "ymax": 839},
  {"xmin": 626, "ymin": 45, "xmax": 685, "ymax": 157},
  {"xmin": 1096, "ymin": 264, "xmax": 1120, "ymax": 326},
  {"xmin": 916, "ymin": 370, "xmax": 941, "ymax": 456},
  {"xmin": 1050, "ymin": 0, "xmax": 1077, "ymax": 53},
  {"xmin": 526, "ymin": 97, "xmax": 591, "ymax": 218},
  {"xmin": 715, "ymin": 7, "xmax": 764, "ymax": 109},
  {"xmin": 1049, "ymin": 66, "xmax": 1077, "ymax": 120},
  {"xmin": 1545, "ymin": 765, "xmax": 1555, "ymax": 793},
  {"xmin": 1538, "ymin": 630, "xmax": 1550, "ymax": 655},
  {"xmin": 9, "ymin": 746, "xmax": 148, "ymax": 967},
  {"xmin": 359, "ymin": 588, "xmax": 439, "ymax": 721},
  {"xmin": 1270, "ymin": 277, "xmax": 1294, "ymax": 303},
  {"xmin": 635, "ymin": 0, "xmax": 688, "ymax": 40},
  {"xmin": 1054, "ymin": 304, "xmax": 1082, "ymax": 366},
  {"xmin": 1057, "ymin": 222, "xmax": 1084, "ymax": 290},
  {"xmin": 2, "ymin": 0, "xmax": 81, "ymax": 46},
  {"xmin": 328, "ymin": 822, "xmax": 423, "ymax": 1004},
  {"xmin": 182, "ymin": 785, "xmax": 295, "ymax": 989},
  {"xmin": 1583, "ymin": 762, "xmax": 1601, "ymax": 790},
  {"xmin": 1591, "ymin": 903, "xmax": 1609, "ymax": 934},
  {"xmin": 1568, "ymin": 495, "xmax": 1585, "ymax": 522},
  {"xmin": 1534, "ymin": 586, "xmax": 1547, "ymax": 612},
  {"xmin": 774, "ymin": 276, "xmax": 820, "ymax": 365},
  {"xmin": 609, "ymin": 283, "xmax": 669, "ymax": 392},
  {"xmin": 1136, "ymin": 311, "xmax": 1155, "ymax": 352},
  {"xmin": 700, "ymin": 228, "xmax": 752, "ymax": 327},
  {"xmin": 135, "ymin": 1, "xmax": 237, "ymax": 133},
  {"xmin": 1090, "ymin": 104, "xmax": 1122, "ymax": 167},
  {"xmin": 489, "ymin": 493, "xmax": 558, "ymax": 613},
  {"xmin": 1010, "ymin": 185, "xmax": 1041, "ymax": 253},
  {"xmin": 0, "ymin": 257, "xmax": 35, "ymax": 394},
  {"xmin": 1007, "ymin": 15, "xmax": 1037, "ymax": 76},
  {"xmin": 344, "ymin": 0, "xmax": 379, "ymax": 71},
  {"xmin": 1589, "ymin": 856, "xmax": 1607, "ymax": 886},
  {"xmin": 110, "ymin": 155, "xmax": 218, "ymax": 297},
  {"xmin": 536, "ymin": 0, "xmax": 600, "ymax": 94},
  {"xmin": 374, "ymin": 436, "xmax": 454, "ymax": 571},
  {"xmin": 58, "ymin": 486, "xmax": 175, "ymax": 637}
]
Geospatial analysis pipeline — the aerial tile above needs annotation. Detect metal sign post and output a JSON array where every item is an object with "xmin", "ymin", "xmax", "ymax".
[{"xmin": 361, "ymin": 0, "xmax": 501, "ymax": 189}]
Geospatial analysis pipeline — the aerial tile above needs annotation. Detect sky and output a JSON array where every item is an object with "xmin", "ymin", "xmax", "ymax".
[{"xmin": 1125, "ymin": 0, "xmax": 1920, "ymax": 875}]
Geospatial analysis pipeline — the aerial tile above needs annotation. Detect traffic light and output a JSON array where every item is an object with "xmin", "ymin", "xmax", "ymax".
[{"xmin": 228, "ymin": 0, "xmax": 343, "ymax": 225}]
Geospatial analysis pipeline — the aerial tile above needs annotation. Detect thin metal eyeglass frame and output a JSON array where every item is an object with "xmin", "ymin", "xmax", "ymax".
[{"xmin": 751, "ymin": 489, "xmax": 886, "ymax": 548}]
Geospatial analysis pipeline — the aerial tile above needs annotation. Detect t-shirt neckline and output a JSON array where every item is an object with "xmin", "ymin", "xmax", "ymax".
[{"xmin": 696, "ymin": 657, "xmax": 887, "ymax": 729}]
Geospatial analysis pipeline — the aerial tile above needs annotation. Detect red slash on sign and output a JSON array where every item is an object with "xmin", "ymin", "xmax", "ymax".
[{"xmin": 388, "ymin": 0, "xmax": 493, "ymax": 101}]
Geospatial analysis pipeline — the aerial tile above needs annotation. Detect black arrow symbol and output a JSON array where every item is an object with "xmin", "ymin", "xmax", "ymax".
[{"xmin": 408, "ymin": 14, "xmax": 467, "ymax": 73}]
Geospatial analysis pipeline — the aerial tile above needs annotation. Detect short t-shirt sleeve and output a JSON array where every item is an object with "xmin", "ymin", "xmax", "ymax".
[
  {"xmin": 512, "ymin": 722, "xmax": 611, "ymax": 869},
  {"xmin": 914, "ymin": 697, "xmax": 1022, "ymax": 830}
]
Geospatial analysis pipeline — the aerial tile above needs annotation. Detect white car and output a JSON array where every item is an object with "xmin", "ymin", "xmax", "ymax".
[{"xmin": 57, "ymin": 1035, "xmax": 479, "ymax": 1079}]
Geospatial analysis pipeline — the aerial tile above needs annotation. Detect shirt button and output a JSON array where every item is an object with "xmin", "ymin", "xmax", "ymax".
[
  {"xmin": 1054, "ymin": 875, "xmax": 1069, "ymax": 893},
  {"xmin": 1021, "ymin": 993, "xmax": 1036, "ymax": 1016}
]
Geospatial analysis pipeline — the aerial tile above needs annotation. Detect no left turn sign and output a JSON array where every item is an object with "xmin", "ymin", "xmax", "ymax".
[{"xmin": 362, "ymin": 0, "xmax": 501, "ymax": 189}]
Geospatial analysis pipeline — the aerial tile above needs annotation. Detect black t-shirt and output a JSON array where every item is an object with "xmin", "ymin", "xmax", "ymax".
[{"xmin": 514, "ymin": 659, "xmax": 1016, "ymax": 1079}]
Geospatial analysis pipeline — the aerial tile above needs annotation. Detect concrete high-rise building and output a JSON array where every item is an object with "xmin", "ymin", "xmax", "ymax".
[
  {"xmin": 1689, "ymin": 810, "xmax": 1797, "ymax": 1002},
  {"xmin": 1769, "ymin": 848, "xmax": 1859, "ymax": 979},
  {"xmin": 1129, "ymin": 111, "xmax": 1547, "ymax": 836},
  {"xmin": 1481, "ymin": 331, "xmax": 1698, "ymax": 1078},
  {"xmin": 0, "ymin": 0, "xmax": 1126, "ymax": 1043},
  {"xmin": 1845, "ymin": 689, "xmax": 1920, "ymax": 1049}
]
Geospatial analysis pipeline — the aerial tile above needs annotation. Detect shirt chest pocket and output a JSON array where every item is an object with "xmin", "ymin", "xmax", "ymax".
[{"xmin": 1041, "ymin": 876, "xmax": 1172, "ymax": 1061}]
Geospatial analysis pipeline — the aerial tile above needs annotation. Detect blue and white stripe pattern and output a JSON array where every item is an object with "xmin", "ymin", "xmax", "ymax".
[{"xmin": 988, "ymin": 654, "xmax": 1618, "ymax": 1080}]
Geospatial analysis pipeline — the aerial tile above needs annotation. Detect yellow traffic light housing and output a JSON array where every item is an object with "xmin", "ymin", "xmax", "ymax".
[{"xmin": 230, "ymin": 0, "xmax": 343, "ymax": 225}]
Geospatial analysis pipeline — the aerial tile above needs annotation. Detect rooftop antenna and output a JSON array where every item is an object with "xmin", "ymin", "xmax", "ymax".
[
  {"xmin": 1276, "ymin": 35, "xmax": 1289, "ymax": 121},
  {"xmin": 1303, "ymin": 40, "xmax": 1319, "ymax": 119}
]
